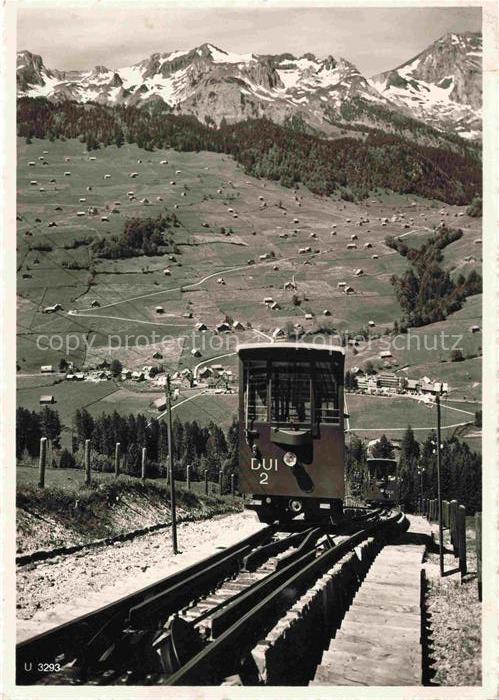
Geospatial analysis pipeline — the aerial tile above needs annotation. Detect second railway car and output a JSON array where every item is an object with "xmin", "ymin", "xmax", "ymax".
[
  {"xmin": 238, "ymin": 342, "xmax": 346, "ymax": 524},
  {"xmin": 365, "ymin": 457, "xmax": 399, "ymax": 507}
]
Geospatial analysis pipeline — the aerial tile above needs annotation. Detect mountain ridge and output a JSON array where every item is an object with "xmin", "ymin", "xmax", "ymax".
[{"xmin": 17, "ymin": 34, "xmax": 482, "ymax": 141}]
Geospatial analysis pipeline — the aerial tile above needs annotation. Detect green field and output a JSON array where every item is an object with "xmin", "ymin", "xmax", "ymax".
[
  {"xmin": 346, "ymin": 393, "xmax": 476, "ymax": 443},
  {"xmin": 17, "ymin": 137, "xmax": 482, "ymax": 442}
]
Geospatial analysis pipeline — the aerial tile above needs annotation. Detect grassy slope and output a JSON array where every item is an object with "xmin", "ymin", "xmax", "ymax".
[
  {"xmin": 17, "ymin": 466, "xmax": 242, "ymax": 552},
  {"xmin": 17, "ymin": 138, "xmax": 482, "ymax": 441}
]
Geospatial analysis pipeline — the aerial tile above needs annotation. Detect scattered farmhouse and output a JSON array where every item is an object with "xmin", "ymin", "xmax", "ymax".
[
  {"xmin": 42, "ymin": 303, "xmax": 63, "ymax": 314},
  {"xmin": 216, "ymin": 321, "xmax": 231, "ymax": 333}
]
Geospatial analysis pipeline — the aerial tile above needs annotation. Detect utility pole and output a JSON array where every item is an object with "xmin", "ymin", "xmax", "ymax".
[
  {"xmin": 436, "ymin": 387, "xmax": 444, "ymax": 576},
  {"xmin": 165, "ymin": 374, "xmax": 178, "ymax": 554},
  {"xmin": 417, "ymin": 465, "xmax": 425, "ymax": 514}
]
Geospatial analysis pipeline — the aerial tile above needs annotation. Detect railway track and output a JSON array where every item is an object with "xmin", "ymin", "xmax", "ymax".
[{"xmin": 17, "ymin": 508, "xmax": 405, "ymax": 686}]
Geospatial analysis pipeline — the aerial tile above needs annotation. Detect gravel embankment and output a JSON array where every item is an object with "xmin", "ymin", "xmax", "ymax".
[
  {"xmin": 424, "ymin": 521, "xmax": 481, "ymax": 685},
  {"xmin": 17, "ymin": 511, "xmax": 263, "ymax": 643}
]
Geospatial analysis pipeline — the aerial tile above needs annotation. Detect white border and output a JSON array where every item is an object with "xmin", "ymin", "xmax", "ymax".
[{"xmin": 2, "ymin": 1, "xmax": 497, "ymax": 698}]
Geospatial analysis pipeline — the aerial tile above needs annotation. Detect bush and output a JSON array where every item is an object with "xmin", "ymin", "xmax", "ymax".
[
  {"xmin": 59, "ymin": 448, "xmax": 76, "ymax": 469},
  {"xmin": 466, "ymin": 195, "xmax": 482, "ymax": 217}
]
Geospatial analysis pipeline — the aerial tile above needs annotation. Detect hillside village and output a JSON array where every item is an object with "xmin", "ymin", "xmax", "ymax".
[{"xmin": 17, "ymin": 127, "xmax": 482, "ymax": 448}]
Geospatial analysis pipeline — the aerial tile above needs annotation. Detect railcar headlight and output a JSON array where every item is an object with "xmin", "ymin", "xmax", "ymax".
[{"xmin": 283, "ymin": 451, "xmax": 297, "ymax": 467}]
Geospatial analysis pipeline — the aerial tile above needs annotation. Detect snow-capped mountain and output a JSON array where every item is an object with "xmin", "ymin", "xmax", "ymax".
[
  {"xmin": 370, "ymin": 32, "xmax": 481, "ymax": 139},
  {"xmin": 17, "ymin": 35, "xmax": 482, "ymax": 140}
]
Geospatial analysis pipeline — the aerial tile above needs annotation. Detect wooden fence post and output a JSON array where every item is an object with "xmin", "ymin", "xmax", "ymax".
[
  {"xmin": 84, "ymin": 439, "xmax": 91, "ymax": 486},
  {"xmin": 115, "ymin": 442, "xmax": 121, "ymax": 478},
  {"xmin": 141, "ymin": 447, "xmax": 147, "ymax": 481},
  {"xmin": 231, "ymin": 473, "xmax": 235, "ymax": 497},
  {"xmin": 38, "ymin": 437, "xmax": 47, "ymax": 488},
  {"xmin": 457, "ymin": 504, "xmax": 467, "ymax": 578},
  {"xmin": 449, "ymin": 500, "xmax": 458, "ymax": 555},
  {"xmin": 219, "ymin": 470, "xmax": 223, "ymax": 496},
  {"xmin": 186, "ymin": 464, "xmax": 191, "ymax": 491},
  {"xmin": 442, "ymin": 500, "xmax": 449, "ymax": 528},
  {"xmin": 204, "ymin": 470, "xmax": 208, "ymax": 496},
  {"xmin": 475, "ymin": 512, "xmax": 482, "ymax": 601}
]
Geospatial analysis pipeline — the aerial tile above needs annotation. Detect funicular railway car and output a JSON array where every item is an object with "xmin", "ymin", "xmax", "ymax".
[
  {"xmin": 365, "ymin": 457, "xmax": 399, "ymax": 507},
  {"xmin": 237, "ymin": 342, "xmax": 346, "ymax": 524}
]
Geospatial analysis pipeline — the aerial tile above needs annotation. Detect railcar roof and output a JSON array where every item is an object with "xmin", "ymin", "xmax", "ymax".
[{"xmin": 237, "ymin": 342, "xmax": 345, "ymax": 356}]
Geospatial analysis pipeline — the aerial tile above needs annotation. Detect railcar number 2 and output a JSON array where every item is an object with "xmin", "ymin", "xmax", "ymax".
[{"xmin": 251, "ymin": 457, "xmax": 278, "ymax": 484}]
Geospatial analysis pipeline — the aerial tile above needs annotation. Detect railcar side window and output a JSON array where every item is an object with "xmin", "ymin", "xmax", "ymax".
[
  {"xmin": 315, "ymin": 361, "xmax": 339, "ymax": 423},
  {"xmin": 244, "ymin": 361, "xmax": 268, "ymax": 421},
  {"xmin": 271, "ymin": 362, "xmax": 311, "ymax": 423}
]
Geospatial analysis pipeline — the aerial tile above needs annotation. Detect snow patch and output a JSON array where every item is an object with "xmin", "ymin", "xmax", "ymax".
[{"xmin": 208, "ymin": 44, "xmax": 254, "ymax": 64}]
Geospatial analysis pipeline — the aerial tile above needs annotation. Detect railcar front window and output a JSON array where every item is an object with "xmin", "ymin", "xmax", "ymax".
[
  {"xmin": 271, "ymin": 362, "xmax": 311, "ymax": 424},
  {"xmin": 315, "ymin": 361, "xmax": 340, "ymax": 423},
  {"xmin": 245, "ymin": 361, "xmax": 268, "ymax": 422}
]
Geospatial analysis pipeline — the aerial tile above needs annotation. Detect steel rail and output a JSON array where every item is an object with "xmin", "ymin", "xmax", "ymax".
[
  {"xmin": 163, "ymin": 513, "xmax": 400, "ymax": 685},
  {"xmin": 16, "ymin": 524, "xmax": 274, "ymax": 685}
]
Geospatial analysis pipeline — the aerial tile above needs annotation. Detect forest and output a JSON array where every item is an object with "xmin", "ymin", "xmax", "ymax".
[
  {"xmin": 92, "ymin": 212, "xmax": 180, "ymax": 259},
  {"xmin": 346, "ymin": 427, "xmax": 482, "ymax": 515},
  {"xmin": 387, "ymin": 225, "xmax": 482, "ymax": 328},
  {"xmin": 16, "ymin": 406, "xmax": 238, "ymax": 482},
  {"xmin": 17, "ymin": 97, "xmax": 482, "ymax": 204}
]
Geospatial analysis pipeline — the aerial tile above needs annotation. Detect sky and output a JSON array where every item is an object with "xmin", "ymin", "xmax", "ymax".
[{"xmin": 17, "ymin": 3, "xmax": 482, "ymax": 77}]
